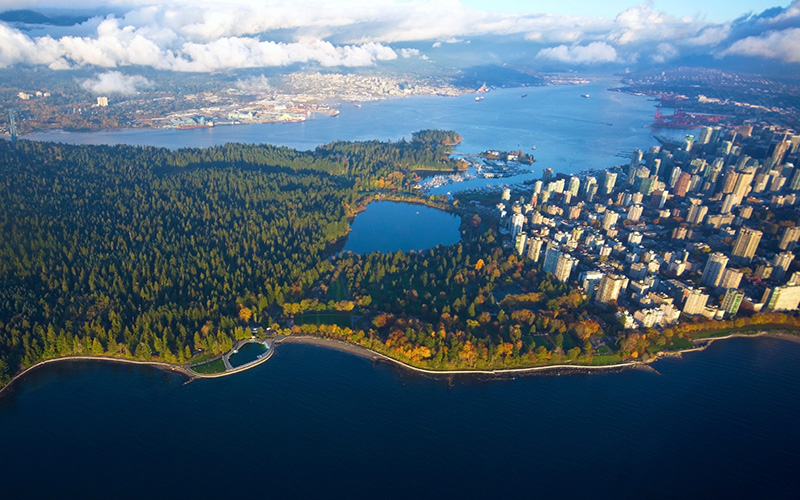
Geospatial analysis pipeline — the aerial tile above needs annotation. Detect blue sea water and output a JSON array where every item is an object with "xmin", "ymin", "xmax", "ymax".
[{"xmin": 1, "ymin": 337, "xmax": 799, "ymax": 499}]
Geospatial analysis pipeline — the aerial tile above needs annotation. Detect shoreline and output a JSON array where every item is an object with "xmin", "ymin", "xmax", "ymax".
[{"xmin": 1, "ymin": 330, "xmax": 796, "ymax": 395}]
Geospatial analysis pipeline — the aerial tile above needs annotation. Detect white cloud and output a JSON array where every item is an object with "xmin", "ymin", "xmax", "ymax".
[
  {"xmin": 721, "ymin": 27, "xmax": 800, "ymax": 63},
  {"xmin": 81, "ymin": 71, "xmax": 152, "ymax": 95},
  {"xmin": 536, "ymin": 41, "xmax": 618, "ymax": 64},
  {"xmin": 0, "ymin": 0, "xmax": 798, "ymax": 69}
]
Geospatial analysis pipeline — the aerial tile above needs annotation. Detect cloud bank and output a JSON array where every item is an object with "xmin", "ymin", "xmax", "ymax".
[
  {"xmin": 81, "ymin": 71, "xmax": 151, "ymax": 95},
  {"xmin": 0, "ymin": 0, "xmax": 799, "ymax": 71}
]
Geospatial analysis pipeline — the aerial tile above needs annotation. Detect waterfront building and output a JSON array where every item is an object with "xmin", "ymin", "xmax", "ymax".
[
  {"xmin": 721, "ymin": 289, "xmax": 744, "ymax": 317},
  {"xmin": 732, "ymin": 227, "xmax": 762, "ymax": 262},
  {"xmin": 600, "ymin": 171, "xmax": 617, "ymax": 195},
  {"xmin": 764, "ymin": 284, "xmax": 800, "ymax": 311},
  {"xmin": 701, "ymin": 252, "xmax": 728, "ymax": 288},
  {"xmin": 568, "ymin": 176, "xmax": 580, "ymax": 197}
]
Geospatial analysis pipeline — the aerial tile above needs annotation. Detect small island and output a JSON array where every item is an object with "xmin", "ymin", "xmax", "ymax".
[{"xmin": 0, "ymin": 126, "xmax": 798, "ymax": 390}]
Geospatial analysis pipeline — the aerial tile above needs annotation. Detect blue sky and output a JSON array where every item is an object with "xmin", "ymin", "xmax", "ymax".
[{"xmin": 460, "ymin": 0, "xmax": 788, "ymax": 23}]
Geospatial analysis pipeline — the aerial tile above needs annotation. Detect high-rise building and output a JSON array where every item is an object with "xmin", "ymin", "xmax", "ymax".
[
  {"xmin": 732, "ymin": 227, "xmax": 763, "ymax": 262},
  {"xmin": 764, "ymin": 284, "xmax": 800, "ymax": 311},
  {"xmin": 772, "ymin": 251, "xmax": 794, "ymax": 282},
  {"xmin": 701, "ymin": 252, "xmax": 729, "ymax": 288},
  {"xmin": 698, "ymin": 126, "xmax": 713, "ymax": 145},
  {"xmin": 511, "ymin": 212, "xmax": 525, "ymax": 238},
  {"xmin": 96, "ymin": 96, "xmax": 109, "ymax": 107},
  {"xmin": 527, "ymin": 236, "xmax": 544, "ymax": 262},
  {"xmin": 602, "ymin": 211, "xmax": 619, "ymax": 230},
  {"xmin": 542, "ymin": 168, "xmax": 554, "ymax": 182},
  {"xmin": 542, "ymin": 241, "xmax": 561, "ymax": 274},
  {"xmin": 630, "ymin": 148, "xmax": 643, "ymax": 168},
  {"xmin": 554, "ymin": 253, "xmax": 577, "ymax": 283},
  {"xmin": 515, "ymin": 231, "xmax": 528, "ymax": 256},
  {"xmin": 720, "ymin": 194, "xmax": 742, "ymax": 214},
  {"xmin": 789, "ymin": 170, "xmax": 800, "ymax": 191},
  {"xmin": 733, "ymin": 167, "xmax": 756, "ymax": 198},
  {"xmin": 626, "ymin": 204, "xmax": 643, "ymax": 222},
  {"xmin": 580, "ymin": 270, "xmax": 604, "ymax": 297},
  {"xmin": 720, "ymin": 268, "xmax": 743, "ymax": 290},
  {"xmin": 779, "ymin": 226, "xmax": 800, "ymax": 251},
  {"xmin": 568, "ymin": 176, "xmax": 580, "ymax": 197},
  {"xmin": 721, "ymin": 289, "xmax": 744, "ymax": 317},
  {"xmin": 683, "ymin": 288, "xmax": 709, "ymax": 315},
  {"xmin": 595, "ymin": 274, "xmax": 626, "ymax": 305},
  {"xmin": 686, "ymin": 200, "xmax": 708, "ymax": 225},
  {"xmin": 721, "ymin": 169, "xmax": 738, "ymax": 194},
  {"xmin": 600, "ymin": 171, "xmax": 617, "ymax": 195},
  {"xmin": 674, "ymin": 172, "xmax": 692, "ymax": 197}
]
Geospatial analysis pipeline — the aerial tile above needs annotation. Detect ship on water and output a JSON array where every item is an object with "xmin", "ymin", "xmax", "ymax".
[
  {"xmin": 475, "ymin": 96, "xmax": 484, "ymax": 101},
  {"xmin": 581, "ymin": 94, "xmax": 590, "ymax": 98}
]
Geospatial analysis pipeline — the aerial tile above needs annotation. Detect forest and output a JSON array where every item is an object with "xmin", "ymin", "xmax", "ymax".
[
  {"xmin": 1, "ymin": 131, "xmax": 797, "ymax": 386},
  {"xmin": 0, "ymin": 131, "xmax": 466, "ymax": 384}
]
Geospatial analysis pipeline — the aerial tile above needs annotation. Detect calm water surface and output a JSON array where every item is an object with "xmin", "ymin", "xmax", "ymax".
[
  {"xmin": 341, "ymin": 201, "xmax": 461, "ymax": 254},
  {"xmin": 23, "ymin": 81, "xmax": 678, "ymax": 178},
  {"xmin": 1, "ymin": 337, "xmax": 798, "ymax": 499}
]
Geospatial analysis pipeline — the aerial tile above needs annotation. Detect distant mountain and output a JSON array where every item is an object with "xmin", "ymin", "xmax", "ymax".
[{"xmin": 0, "ymin": 9, "xmax": 89, "ymax": 26}]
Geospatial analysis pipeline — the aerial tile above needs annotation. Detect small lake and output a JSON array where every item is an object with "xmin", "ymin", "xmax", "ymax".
[{"xmin": 341, "ymin": 201, "xmax": 461, "ymax": 255}]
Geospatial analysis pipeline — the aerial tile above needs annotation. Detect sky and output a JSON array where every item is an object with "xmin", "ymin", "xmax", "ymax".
[
  {"xmin": 0, "ymin": 0, "xmax": 798, "ymax": 77},
  {"xmin": 458, "ymin": 0, "xmax": 782, "ymax": 22}
]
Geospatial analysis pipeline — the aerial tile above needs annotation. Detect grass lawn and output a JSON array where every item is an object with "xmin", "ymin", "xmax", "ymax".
[
  {"xmin": 190, "ymin": 358, "xmax": 226, "ymax": 374},
  {"xmin": 295, "ymin": 311, "xmax": 353, "ymax": 328},
  {"xmin": 590, "ymin": 353, "xmax": 624, "ymax": 365},
  {"xmin": 327, "ymin": 277, "xmax": 350, "ymax": 302}
]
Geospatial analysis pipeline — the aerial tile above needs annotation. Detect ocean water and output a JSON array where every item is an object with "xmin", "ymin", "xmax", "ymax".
[{"xmin": 1, "ymin": 337, "xmax": 799, "ymax": 499}]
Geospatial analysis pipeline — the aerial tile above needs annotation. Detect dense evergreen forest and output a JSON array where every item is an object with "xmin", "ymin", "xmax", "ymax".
[{"xmin": 0, "ymin": 131, "xmax": 464, "ymax": 384}]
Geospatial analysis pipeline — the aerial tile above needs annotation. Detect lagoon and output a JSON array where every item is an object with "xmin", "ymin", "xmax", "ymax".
[{"xmin": 341, "ymin": 201, "xmax": 461, "ymax": 254}]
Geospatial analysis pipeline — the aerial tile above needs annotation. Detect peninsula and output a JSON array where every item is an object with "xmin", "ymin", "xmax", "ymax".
[{"xmin": 0, "ymin": 125, "xmax": 798, "ymax": 389}]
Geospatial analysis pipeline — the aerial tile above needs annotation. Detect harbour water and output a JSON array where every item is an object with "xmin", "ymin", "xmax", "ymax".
[
  {"xmin": 23, "ymin": 81, "xmax": 679, "ymax": 180},
  {"xmin": 1, "ymin": 337, "xmax": 799, "ymax": 499}
]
